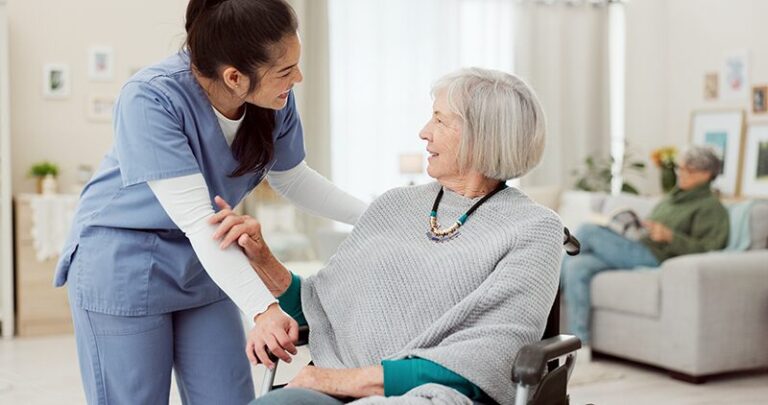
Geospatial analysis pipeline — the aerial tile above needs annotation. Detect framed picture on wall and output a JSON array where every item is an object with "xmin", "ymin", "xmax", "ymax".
[
  {"xmin": 690, "ymin": 110, "xmax": 745, "ymax": 196},
  {"xmin": 87, "ymin": 46, "xmax": 114, "ymax": 81},
  {"xmin": 741, "ymin": 124, "xmax": 768, "ymax": 198},
  {"xmin": 721, "ymin": 50, "xmax": 750, "ymax": 101},
  {"xmin": 42, "ymin": 63, "xmax": 70, "ymax": 99},
  {"xmin": 86, "ymin": 94, "xmax": 116, "ymax": 122},
  {"xmin": 752, "ymin": 85, "xmax": 767, "ymax": 114},
  {"xmin": 704, "ymin": 72, "xmax": 718, "ymax": 100}
]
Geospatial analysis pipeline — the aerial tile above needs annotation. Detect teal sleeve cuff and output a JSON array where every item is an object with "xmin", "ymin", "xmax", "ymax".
[
  {"xmin": 276, "ymin": 272, "xmax": 307, "ymax": 326},
  {"xmin": 381, "ymin": 358, "xmax": 488, "ymax": 401}
]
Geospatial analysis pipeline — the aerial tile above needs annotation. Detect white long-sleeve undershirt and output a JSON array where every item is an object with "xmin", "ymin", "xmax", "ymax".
[
  {"xmin": 145, "ymin": 108, "xmax": 367, "ymax": 321},
  {"xmin": 212, "ymin": 104, "xmax": 367, "ymax": 225},
  {"xmin": 266, "ymin": 162, "xmax": 367, "ymax": 225},
  {"xmin": 148, "ymin": 174, "xmax": 275, "ymax": 322}
]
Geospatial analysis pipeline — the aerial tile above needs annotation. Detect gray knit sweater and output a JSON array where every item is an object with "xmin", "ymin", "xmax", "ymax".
[{"xmin": 301, "ymin": 182, "xmax": 563, "ymax": 404}]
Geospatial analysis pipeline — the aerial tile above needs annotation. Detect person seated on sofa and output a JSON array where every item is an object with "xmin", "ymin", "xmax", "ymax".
[
  {"xmin": 561, "ymin": 145, "xmax": 729, "ymax": 345},
  {"xmin": 209, "ymin": 68, "xmax": 564, "ymax": 404}
]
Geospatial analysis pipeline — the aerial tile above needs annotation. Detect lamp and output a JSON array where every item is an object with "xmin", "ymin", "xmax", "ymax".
[{"xmin": 399, "ymin": 153, "xmax": 424, "ymax": 186}]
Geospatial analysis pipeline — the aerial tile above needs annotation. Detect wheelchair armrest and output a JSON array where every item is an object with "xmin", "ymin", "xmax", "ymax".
[{"xmin": 511, "ymin": 334, "xmax": 581, "ymax": 386}]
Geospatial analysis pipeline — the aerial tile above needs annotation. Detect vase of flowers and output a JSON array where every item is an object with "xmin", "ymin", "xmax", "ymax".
[{"xmin": 651, "ymin": 147, "xmax": 677, "ymax": 193}]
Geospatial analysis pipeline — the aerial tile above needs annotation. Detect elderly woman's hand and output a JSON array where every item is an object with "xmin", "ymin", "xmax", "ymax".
[
  {"xmin": 209, "ymin": 196, "xmax": 292, "ymax": 296},
  {"xmin": 209, "ymin": 196, "xmax": 273, "ymax": 263},
  {"xmin": 246, "ymin": 303, "xmax": 299, "ymax": 369},
  {"xmin": 286, "ymin": 365, "xmax": 384, "ymax": 398},
  {"xmin": 643, "ymin": 220, "xmax": 673, "ymax": 243}
]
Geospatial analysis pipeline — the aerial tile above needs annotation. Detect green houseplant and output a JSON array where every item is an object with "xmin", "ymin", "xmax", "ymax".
[
  {"xmin": 29, "ymin": 161, "xmax": 59, "ymax": 194},
  {"xmin": 571, "ymin": 153, "xmax": 646, "ymax": 195}
]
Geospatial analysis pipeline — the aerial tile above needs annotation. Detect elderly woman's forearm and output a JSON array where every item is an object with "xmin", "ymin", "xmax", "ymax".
[
  {"xmin": 251, "ymin": 256, "xmax": 292, "ymax": 296},
  {"xmin": 343, "ymin": 366, "xmax": 384, "ymax": 397}
]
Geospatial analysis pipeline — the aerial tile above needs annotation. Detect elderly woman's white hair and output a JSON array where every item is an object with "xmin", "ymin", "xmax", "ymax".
[
  {"xmin": 431, "ymin": 67, "xmax": 546, "ymax": 180},
  {"xmin": 681, "ymin": 145, "xmax": 722, "ymax": 181}
]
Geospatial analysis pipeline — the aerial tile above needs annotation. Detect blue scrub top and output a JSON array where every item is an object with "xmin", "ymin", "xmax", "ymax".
[{"xmin": 54, "ymin": 51, "xmax": 305, "ymax": 316}]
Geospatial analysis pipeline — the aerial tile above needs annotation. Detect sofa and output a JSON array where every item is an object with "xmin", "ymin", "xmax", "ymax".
[{"xmin": 525, "ymin": 187, "xmax": 768, "ymax": 382}]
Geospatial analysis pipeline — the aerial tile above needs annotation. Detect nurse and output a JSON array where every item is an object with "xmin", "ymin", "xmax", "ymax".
[{"xmin": 53, "ymin": 0, "xmax": 366, "ymax": 404}]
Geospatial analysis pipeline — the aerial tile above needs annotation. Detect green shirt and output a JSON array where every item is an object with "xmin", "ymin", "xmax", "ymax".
[
  {"xmin": 642, "ymin": 182, "xmax": 729, "ymax": 262},
  {"xmin": 277, "ymin": 273, "xmax": 491, "ymax": 402}
]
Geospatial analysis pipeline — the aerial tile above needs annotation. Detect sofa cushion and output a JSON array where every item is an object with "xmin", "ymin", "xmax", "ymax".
[
  {"xmin": 600, "ymin": 193, "xmax": 662, "ymax": 219},
  {"xmin": 749, "ymin": 201, "xmax": 768, "ymax": 249},
  {"xmin": 591, "ymin": 268, "xmax": 660, "ymax": 318},
  {"xmin": 557, "ymin": 190, "xmax": 607, "ymax": 230}
]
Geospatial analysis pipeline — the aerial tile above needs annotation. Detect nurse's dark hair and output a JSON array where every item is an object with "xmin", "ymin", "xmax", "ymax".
[{"xmin": 185, "ymin": 0, "xmax": 298, "ymax": 177}]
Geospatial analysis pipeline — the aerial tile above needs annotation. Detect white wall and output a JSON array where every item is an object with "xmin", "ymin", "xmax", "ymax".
[
  {"xmin": 6, "ymin": 0, "xmax": 768, "ymax": 196},
  {"xmin": 666, "ymin": 0, "xmax": 767, "ymax": 146},
  {"xmin": 7, "ymin": 0, "xmax": 329, "ymax": 196},
  {"xmin": 8, "ymin": 0, "xmax": 189, "ymax": 194},
  {"xmin": 625, "ymin": 0, "xmax": 767, "ymax": 194}
]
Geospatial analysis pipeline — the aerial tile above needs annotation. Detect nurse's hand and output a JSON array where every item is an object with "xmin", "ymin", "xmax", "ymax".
[{"xmin": 247, "ymin": 303, "xmax": 299, "ymax": 369}]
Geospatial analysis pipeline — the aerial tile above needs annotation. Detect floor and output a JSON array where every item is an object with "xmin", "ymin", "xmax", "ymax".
[{"xmin": 1, "ymin": 333, "xmax": 767, "ymax": 404}]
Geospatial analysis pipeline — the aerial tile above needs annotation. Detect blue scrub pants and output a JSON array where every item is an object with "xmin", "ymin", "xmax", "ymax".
[
  {"xmin": 560, "ymin": 224, "xmax": 659, "ymax": 343},
  {"xmin": 68, "ymin": 287, "xmax": 254, "ymax": 405}
]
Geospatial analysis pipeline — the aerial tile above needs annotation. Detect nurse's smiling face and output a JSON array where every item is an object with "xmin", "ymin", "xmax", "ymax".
[
  {"xmin": 248, "ymin": 33, "xmax": 303, "ymax": 110},
  {"xmin": 213, "ymin": 33, "xmax": 303, "ymax": 114}
]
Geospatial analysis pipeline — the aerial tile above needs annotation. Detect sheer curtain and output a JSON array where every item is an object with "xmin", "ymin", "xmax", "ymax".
[
  {"xmin": 328, "ymin": 0, "xmax": 516, "ymax": 202},
  {"xmin": 513, "ymin": 3, "xmax": 611, "ymax": 189},
  {"xmin": 326, "ymin": 1, "xmax": 611, "ymax": 202}
]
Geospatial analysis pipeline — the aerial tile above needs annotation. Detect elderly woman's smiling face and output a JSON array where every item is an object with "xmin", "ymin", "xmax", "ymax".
[{"xmin": 419, "ymin": 90, "xmax": 463, "ymax": 181}]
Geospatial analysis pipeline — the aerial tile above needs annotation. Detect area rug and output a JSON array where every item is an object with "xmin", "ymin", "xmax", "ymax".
[{"xmin": 568, "ymin": 361, "xmax": 626, "ymax": 386}]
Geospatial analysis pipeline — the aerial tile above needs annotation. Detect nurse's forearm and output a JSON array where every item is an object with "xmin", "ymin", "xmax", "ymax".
[
  {"xmin": 148, "ymin": 174, "xmax": 277, "ymax": 321},
  {"xmin": 267, "ymin": 161, "xmax": 368, "ymax": 225}
]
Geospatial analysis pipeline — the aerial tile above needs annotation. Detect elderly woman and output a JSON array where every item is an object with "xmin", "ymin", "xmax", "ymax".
[
  {"xmin": 211, "ymin": 68, "xmax": 563, "ymax": 404},
  {"xmin": 561, "ymin": 145, "xmax": 729, "ymax": 346}
]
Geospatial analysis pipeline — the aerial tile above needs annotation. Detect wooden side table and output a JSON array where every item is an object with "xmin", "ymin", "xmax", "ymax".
[{"xmin": 13, "ymin": 195, "xmax": 73, "ymax": 336}]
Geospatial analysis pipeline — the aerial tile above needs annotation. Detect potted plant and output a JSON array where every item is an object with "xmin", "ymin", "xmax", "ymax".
[
  {"xmin": 651, "ymin": 146, "xmax": 677, "ymax": 193},
  {"xmin": 571, "ymin": 152, "xmax": 646, "ymax": 195},
  {"xmin": 29, "ymin": 161, "xmax": 59, "ymax": 194}
]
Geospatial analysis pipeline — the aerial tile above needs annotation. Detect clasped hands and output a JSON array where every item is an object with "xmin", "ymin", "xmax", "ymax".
[{"xmin": 642, "ymin": 219, "xmax": 673, "ymax": 243}]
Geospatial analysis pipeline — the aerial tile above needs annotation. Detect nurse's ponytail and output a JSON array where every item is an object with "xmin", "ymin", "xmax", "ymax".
[
  {"xmin": 185, "ymin": 0, "xmax": 228, "ymax": 33},
  {"xmin": 185, "ymin": 0, "xmax": 298, "ymax": 177}
]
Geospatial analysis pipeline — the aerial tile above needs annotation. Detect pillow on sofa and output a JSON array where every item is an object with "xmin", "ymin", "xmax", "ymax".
[
  {"xmin": 749, "ymin": 201, "xmax": 768, "ymax": 249},
  {"xmin": 558, "ymin": 190, "xmax": 607, "ymax": 230},
  {"xmin": 725, "ymin": 200, "xmax": 768, "ymax": 251}
]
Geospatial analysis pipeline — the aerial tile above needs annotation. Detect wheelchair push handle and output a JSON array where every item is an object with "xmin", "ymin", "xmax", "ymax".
[{"xmin": 563, "ymin": 227, "xmax": 580, "ymax": 256}]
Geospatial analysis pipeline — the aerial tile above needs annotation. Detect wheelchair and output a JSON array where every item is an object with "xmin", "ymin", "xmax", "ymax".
[{"xmin": 260, "ymin": 227, "xmax": 583, "ymax": 405}]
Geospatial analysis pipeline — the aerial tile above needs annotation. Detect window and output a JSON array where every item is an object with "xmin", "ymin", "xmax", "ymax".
[{"xmin": 329, "ymin": 0, "xmax": 516, "ymax": 201}]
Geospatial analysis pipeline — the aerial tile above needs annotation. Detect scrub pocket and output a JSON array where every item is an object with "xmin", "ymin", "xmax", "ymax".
[
  {"xmin": 53, "ymin": 242, "xmax": 79, "ymax": 287},
  {"xmin": 74, "ymin": 226, "xmax": 158, "ymax": 316}
]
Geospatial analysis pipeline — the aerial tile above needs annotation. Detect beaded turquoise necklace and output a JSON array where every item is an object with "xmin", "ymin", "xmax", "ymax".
[{"xmin": 427, "ymin": 182, "xmax": 507, "ymax": 242}]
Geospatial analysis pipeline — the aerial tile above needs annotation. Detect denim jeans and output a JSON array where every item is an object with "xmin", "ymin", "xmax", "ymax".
[{"xmin": 561, "ymin": 223, "xmax": 659, "ymax": 343}]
